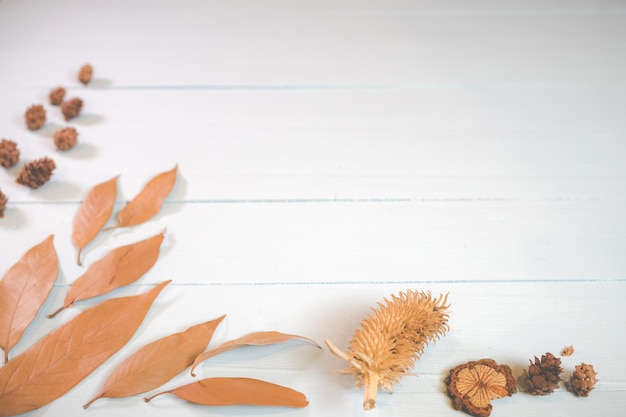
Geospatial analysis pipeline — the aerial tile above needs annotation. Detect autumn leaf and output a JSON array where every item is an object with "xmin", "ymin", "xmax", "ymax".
[
  {"xmin": 0, "ymin": 281, "xmax": 170, "ymax": 416},
  {"xmin": 0, "ymin": 235, "xmax": 58, "ymax": 364},
  {"xmin": 191, "ymin": 331, "xmax": 321, "ymax": 376},
  {"xmin": 49, "ymin": 231, "xmax": 165, "ymax": 318},
  {"xmin": 116, "ymin": 165, "xmax": 177, "ymax": 228},
  {"xmin": 72, "ymin": 176, "xmax": 118, "ymax": 266},
  {"xmin": 145, "ymin": 377, "xmax": 308, "ymax": 408},
  {"xmin": 84, "ymin": 315, "xmax": 226, "ymax": 408}
]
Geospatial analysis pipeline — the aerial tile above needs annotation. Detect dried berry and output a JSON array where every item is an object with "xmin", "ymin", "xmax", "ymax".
[
  {"xmin": 446, "ymin": 358, "xmax": 517, "ymax": 417},
  {"xmin": 61, "ymin": 98, "xmax": 83, "ymax": 121},
  {"xmin": 49, "ymin": 86, "xmax": 66, "ymax": 106},
  {"xmin": 521, "ymin": 352, "xmax": 563, "ymax": 395},
  {"xmin": 53, "ymin": 127, "xmax": 78, "ymax": 151},
  {"xmin": 25, "ymin": 104, "xmax": 46, "ymax": 130},
  {"xmin": 0, "ymin": 190, "xmax": 7, "ymax": 217},
  {"xmin": 0, "ymin": 139, "xmax": 20, "ymax": 168},
  {"xmin": 15, "ymin": 157, "xmax": 56, "ymax": 189},
  {"xmin": 78, "ymin": 64, "xmax": 93, "ymax": 85},
  {"xmin": 567, "ymin": 363, "xmax": 598, "ymax": 397}
]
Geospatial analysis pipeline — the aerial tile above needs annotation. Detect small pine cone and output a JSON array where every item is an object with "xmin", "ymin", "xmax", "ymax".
[
  {"xmin": 49, "ymin": 86, "xmax": 66, "ymax": 105},
  {"xmin": 25, "ymin": 104, "xmax": 46, "ymax": 130},
  {"xmin": 53, "ymin": 127, "xmax": 78, "ymax": 151},
  {"xmin": 78, "ymin": 63, "xmax": 93, "ymax": 85},
  {"xmin": 16, "ymin": 157, "xmax": 56, "ymax": 189},
  {"xmin": 0, "ymin": 189, "xmax": 7, "ymax": 217},
  {"xmin": 567, "ymin": 363, "xmax": 598, "ymax": 397},
  {"xmin": 0, "ymin": 139, "xmax": 20, "ymax": 168},
  {"xmin": 521, "ymin": 352, "xmax": 563, "ymax": 395},
  {"xmin": 61, "ymin": 98, "xmax": 83, "ymax": 121}
]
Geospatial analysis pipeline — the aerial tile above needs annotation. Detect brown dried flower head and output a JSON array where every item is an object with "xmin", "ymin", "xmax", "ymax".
[
  {"xmin": 15, "ymin": 157, "xmax": 56, "ymax": 189},
  {"xmin": 53, "ymin": 127, "xmax": 78, "ymax": 151},
  {"xmin": 521, "ymin": 352, "xmax": 563, "ymax": 395},
  {"xmin": 446, "ymin": 359, "xmax": 517, "ymax": 417},
  {"xmin": 61, "ymin": 98, "xmax": 83, "ymax": 121},
  {"xmin": 49, "ymin": 86, "xmax": 66, "ymax": 106},
  {"xmin": 79, "ymin": 64, "xmax": 93, "ymax": 85},
  {"xmin": 0, "ymin": 189, "xmax": 7, "ymax": 218},
  {"xmin": 0, "ymin": 139, "xmax": 20, "ymax": 168},
  {"xmin": 567, "ymin": 363, "xmax": 598, "ymax": 397},
  {"xmin": 325, "ymin": 290, "xmax": 450, "ymax": 410},
  {"xmin": 25, "ymin": 104, "xmax": 46, "ymax": 130}
]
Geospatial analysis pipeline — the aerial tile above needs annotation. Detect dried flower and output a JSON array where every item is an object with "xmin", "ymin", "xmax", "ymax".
[
  {"xmin": 561, "ymin": 345, "xmax": 574, "ymax": 356},
  {"xmin": 566, "ymin": 363, "xmax": 598, "ymax": 397},
  {"xmin": 0, "ymin": 139, "xmax": 20, "ymax": 168},
  {"xmin": 49, "ymin": 86, "xmax": 66, "ymax": 106},
  {"xmin": 61, "ymin": 98, "xmax": 83, "ymax": 121},
  {"xmin": 25, "ymin": 104, "xmax": 46, "ymax": 130},
  {"xmin": 53, "ymin": 127, "xmax": 78, "ymax": 151},
  {"xmin": 521, "ymin": 352, "xmax": 563, "ymax": 395},
  {"xmin": 0, "ymin": 189, "xmax": 7, "ymax": 217},
  {"xmin": 326, "ymin": 290, "xmax": 450, "ymax": 410},
  {"xmin": 15, "ymin": 157, "xmax": 56, "ymax": 189},
  {"xmin": 446, "ymin": 359, "xmax": 517, "ymax": 417},
  {"xmin": 79, "ymin": 64, "xmax": 93, "ymax": 85}
]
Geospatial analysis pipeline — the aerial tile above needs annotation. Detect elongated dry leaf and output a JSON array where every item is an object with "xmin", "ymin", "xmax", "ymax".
[
  {"xmin": 0, "ymin": 235, "xmax": 58, "ymax": 364},
  {"xmin": 191, "ymin": 331, "xmax": 320, "ymax": 376},
  {"xmin": 49, "ymin": 231, "xmax": 165, "ymax": 318},
  {"xmin": 145, "ymin": 377, "xmax": 308, "ymax": 408},
  {"xmin": 85, "ymin": 315, "xmax": 226, "ymax": 408},
  {"xmin": 116, "ymin": 165, "xmax": 177, "ymax": 228},
  {"xmin": 72, "ymin": 176, "xmax": 118, "ymax": 266},
  {"xmin": 0, "ymin": 281, "xmax": 170, "ymax": 416}
]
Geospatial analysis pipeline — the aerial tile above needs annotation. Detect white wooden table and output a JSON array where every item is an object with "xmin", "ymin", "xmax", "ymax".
[{"xmin": 1, "ymin": 1, "xmax": 625, "ymax": 416}]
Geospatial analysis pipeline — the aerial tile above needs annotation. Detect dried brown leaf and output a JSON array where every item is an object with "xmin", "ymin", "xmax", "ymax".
[
  {"xmin": 116, "ymin": 165, "xmax": 177, "ymax": 228},
  {"xmin": 72, "ymin": 176, "xmax": 118, "ymax": 266},
  {"xmin": 0, "ymin": 235, "xmax": 58, "ymax": 364},
  {"xmin": 85, "ymin": 315, "xmax": 226, "ymax": 408},
  {"xmin": 145, "ymin": 377, "xmax": 308, "ymax": 408},
  {"xmin": 191, "ymin": 331, "xmax": 320, "ymax": 376},
  {"xmin": 49, "ymin": 231, "xmax": 165, "ymax": 318},
  {"xmin": 0, "ymin": 281, "xmax": 170, "ymax": 416}
]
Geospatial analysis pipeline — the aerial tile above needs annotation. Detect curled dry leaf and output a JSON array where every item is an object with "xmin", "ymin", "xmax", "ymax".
[
  {"xmin": 72, "ymin": 176, "xmax": 118, "ymax": 266},
  {"xmin": 115, "ymin": 165, "xmax": 178, "ymax": 228},
  {"xmin": 0, "ymin": 281, "xmax": 170, "ymax": 417},
  {"xmin": 191, "ymin": 331, "xmax": 321, "ymax": 376},
  {"xmin": 85, "ymin": 315, "xmax": 226, "ymax": 408},
  {"xmin": 49, "ymin": 231, "xmax": 165, "ymax": 318},
  {"xmin": 145, "ymin": 377, "xmax": 308, "ymax": 408},
  {"xmin": 0, "ymin": 235, "xmax": 58, "ymax": 364}
]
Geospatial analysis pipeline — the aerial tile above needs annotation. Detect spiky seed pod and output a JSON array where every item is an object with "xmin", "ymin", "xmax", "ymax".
[
  {"xmin": 53, "ymin": 127, "xmax": 78, "ymax": 151},
  {"xmin": 0, "ymin": 139, "xmax": 20, "ymax": 168},
  {"xmin": 0, "ymin": 189, "xmax": 7, "ymax": 217},
  {"xmin": 15, "ymin": 157, "xmax": 56, "ymax": 189},
  {"xmin": 25, "ymin": 104, "xmax": 46, "ymax": 130},
  {"xmin": 567, "ymin": 363, "xmax": 598, "ymax": 397},
  {"xmin": 49, "ymin": 86, "xmax": 66, "ymax": 105},
  {"xmin": 325, "ymin": 290, "xmax": 450, "ymax": 410},
  {"xmin": 521, "ymin": 352, "xmax": 563, "ymax": 395},
  {"xmin": 61, "ymin": 97, "xmax": 83, "ymax": 121}
]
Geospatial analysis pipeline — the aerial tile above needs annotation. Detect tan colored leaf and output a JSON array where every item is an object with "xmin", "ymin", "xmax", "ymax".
[
  {"xmin": 116, "ymin": 165, "xmax": 177, "ymax": 228},
  {"xmin": 72, "ymin": 176, "xmax": 118, "ymax": 266},
  {"xmin": 0, "ymin": 281, "xmax": 170, "ymax": 416},
  {"xmin": 191, "ymin": 331, "xmax": 320, "ymax": 376},
  {"xmin": 85, "ymin": 315, "xmax": 226, "ymax": 408},
  {"xmin": 49, "ymin": 231, "xmax": 165, "ymax": 318},
  {"xmin": 145, "ymin": 377, "xmax": 308, "ymax": 408},
  {"xmin": 0, "ymin": 235, "xmax": 58, "ymax": 364}
]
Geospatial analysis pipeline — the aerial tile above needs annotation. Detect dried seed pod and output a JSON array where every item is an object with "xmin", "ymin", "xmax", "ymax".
[
  {"xmin": 61, "ymin": 98, "xmax": 83, "ymax": 121},
  {"xmin": 79, "ymin": 64, "xmax": 93, "ymax": 85},
  {"xmin": 53, "ymin": 127, "xmax": 78, "ymax": 151},
  {"xmin": 325, "ymin": 290, "xmax": 449, "ymax": 410},
  {"xmin": 446, "ymin": 359, "xmax": 517, "ymax": 417},
  {"xmin": 49, "ymin": 86, "xmax": 66, "ymax": 105},
  {"xmin": 566, "ymin": 363, "xmax": 598, "ymax": 397},
  {"xmin": 15, "ymin": 157, "xmax": 56, "ymax": 189},
  {"xmin": 0, "ymin": 190, "xmax": 7, "ymax": 217},
  {"xmin": 25, "ymin": 104, "xmax": 46, "ymax": 130},
  {"xmin": 0, "ymin": 139, "xmax": 20, "ymax": 168},
  {"xmin": 521, "ymin": 352, "xmax": 563, "ymax": 395}
]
